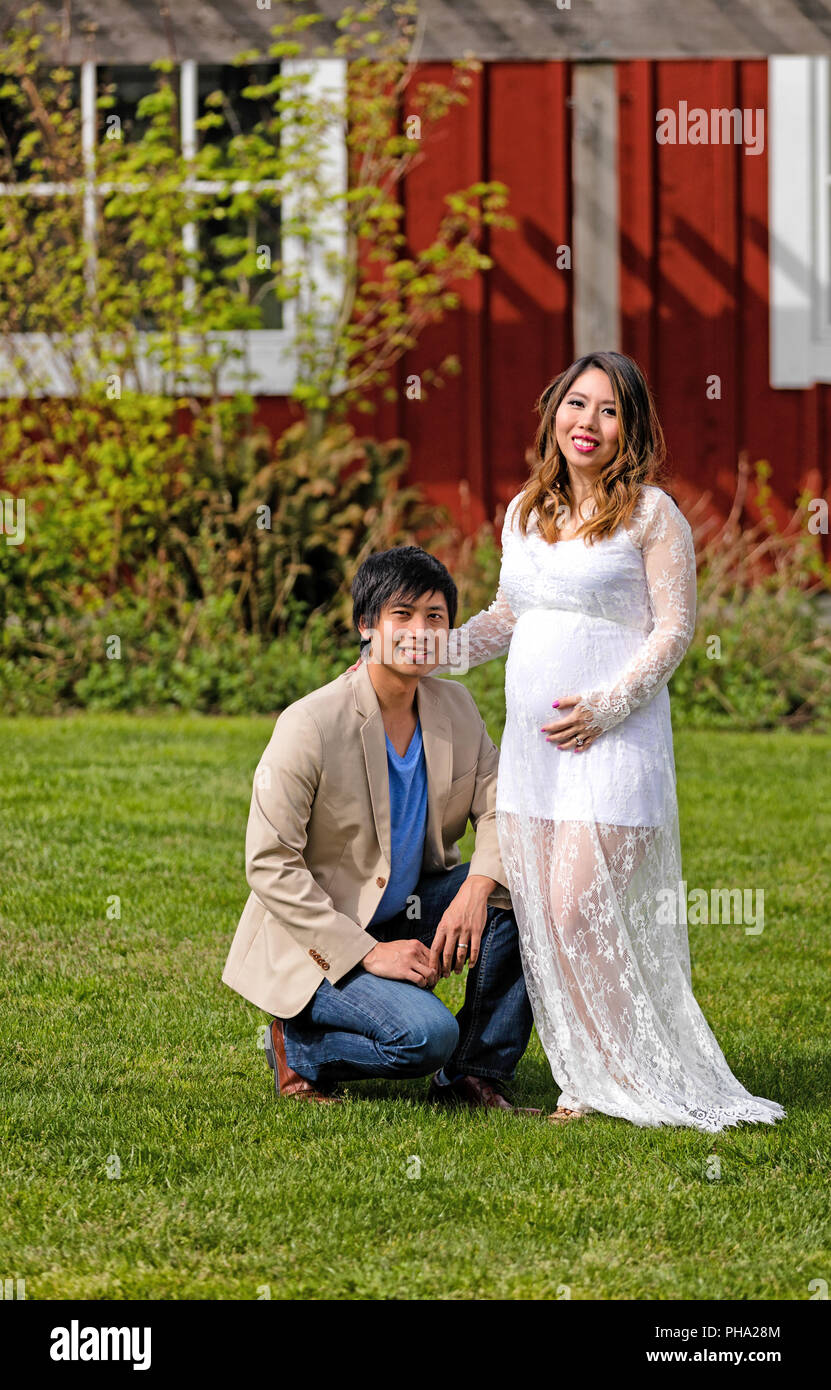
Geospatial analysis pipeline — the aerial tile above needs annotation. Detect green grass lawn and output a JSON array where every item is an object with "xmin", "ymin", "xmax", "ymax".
[{"xmin": 1, "ymin": 713, "xmax": 828, "ymax": 1300}]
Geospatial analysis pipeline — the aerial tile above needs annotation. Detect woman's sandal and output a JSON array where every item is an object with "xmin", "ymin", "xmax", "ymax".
[{"xmin": 547, "ymin": 1106, "xmax": 586, "ymax": 1124}]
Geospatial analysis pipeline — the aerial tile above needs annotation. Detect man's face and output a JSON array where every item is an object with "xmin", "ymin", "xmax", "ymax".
[{"xmin": 360, "ymin": 589, "xmax": 451, "ymax": 676}]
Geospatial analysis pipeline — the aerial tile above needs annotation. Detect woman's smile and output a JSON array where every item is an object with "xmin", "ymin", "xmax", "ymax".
[{"xmin": 571, "ymin": 434, "xmax": 600, "ymax": 454}]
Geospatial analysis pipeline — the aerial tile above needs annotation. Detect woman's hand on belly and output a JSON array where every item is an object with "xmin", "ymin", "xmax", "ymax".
[{"xmin": 540, "ymin": 694, "xmax": 600, "ymax": 752}]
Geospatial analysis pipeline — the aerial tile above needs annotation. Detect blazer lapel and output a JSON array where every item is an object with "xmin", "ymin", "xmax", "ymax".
[
  {"xmin": 415, "ymin": 677, "xmax": 453, "ymax": 862},
  {"xmin": 354, "ymin": 661, "xmax": 392, "ymax": 865}
]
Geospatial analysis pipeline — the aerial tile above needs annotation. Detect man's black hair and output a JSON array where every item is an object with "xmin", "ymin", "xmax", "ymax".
[{"xmin": 351, "ymin": 546, "xmax": 458, "ymax": 650}]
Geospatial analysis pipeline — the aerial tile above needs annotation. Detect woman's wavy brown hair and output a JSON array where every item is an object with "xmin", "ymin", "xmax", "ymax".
[{"xmin": 516, "ymin": 351, "xmax": 668, "ymax": 544}]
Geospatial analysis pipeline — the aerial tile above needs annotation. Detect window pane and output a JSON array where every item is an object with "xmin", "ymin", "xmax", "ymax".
[
  {"xmin": 195, "ymin": 62, "xmax": 283, "ymax": 331},
  {"xmin": 96, "ymin": 65, "xmax": 162, "ymax": 145},
  {"xmin": 196, "ymin": 62, "xmax": 280, "ymax": 146},
  {"xmin": 96, "ymin": 198, "xmax": 175, "ymax": 333},
  {"xmin": 0, "ymin": 67, "xmax": 84, "ymax": 337},
  {"xmin": 0, "ymin": 193, "xmax": 85, "ymax": 336},
  {"xmin": 95, "ymin": 66, "xmax": 182, "ymax": 334},
  {"xmin": 0, "ymin": 66, "xmax": 81, "ymax": 183},
  {"xmin": 200, "ymin": 196, "xmax": 283, "ymax": 331}
]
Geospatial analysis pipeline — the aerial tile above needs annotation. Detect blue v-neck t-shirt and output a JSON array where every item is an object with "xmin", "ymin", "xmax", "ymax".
[{"xmin": 369, "ymin": 718, "xmax": 428, "ymax": 927}]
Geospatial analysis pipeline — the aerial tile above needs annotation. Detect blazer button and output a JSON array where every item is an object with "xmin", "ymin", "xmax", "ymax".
[{"xmin": 376, "ymin": 875, "xmax": 386, "ymax": 887}]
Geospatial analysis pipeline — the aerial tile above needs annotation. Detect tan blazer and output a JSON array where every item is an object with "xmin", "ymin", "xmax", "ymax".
[{"xmin": 222, "ymin": 658, "xmax": 513, "ymax": 1019}]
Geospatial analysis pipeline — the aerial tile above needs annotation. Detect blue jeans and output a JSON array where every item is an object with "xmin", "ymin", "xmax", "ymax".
[{"xmin": 281, "ymin": 862, "xmax": 534, "ymax": 1087}]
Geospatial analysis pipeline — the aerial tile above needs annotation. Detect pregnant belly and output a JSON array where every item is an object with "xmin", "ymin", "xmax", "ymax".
[
  {"xmin": 500, "ymin": 609, "xmax": 675, "ymax": 826},
  {"xmin": 505, "ymin": 608, "xmax": 645, "ymax": 722}
]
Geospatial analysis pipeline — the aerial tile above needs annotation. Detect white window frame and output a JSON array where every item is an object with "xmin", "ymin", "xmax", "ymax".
[
  {"xmin": 0, "ymin": 57, "xmax": 346, "ymax": 397},
  {"xmin": 769, "ymin": 55, "xmax": 831, "ymax": 387}
]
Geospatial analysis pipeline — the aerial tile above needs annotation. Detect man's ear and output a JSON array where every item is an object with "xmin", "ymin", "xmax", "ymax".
[{"xmin": 357, "ymin": 615, "xmax": 372, "ymax": 651}]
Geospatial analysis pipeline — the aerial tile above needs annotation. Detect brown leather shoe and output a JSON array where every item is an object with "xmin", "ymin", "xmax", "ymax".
[
  {"xmin": 264, "ymin": 1019, "xmax": 342, "ymax": 1103},
  {"xmin": 427, "ymin": 1072, "xmax": 542, "ymax": 1115}
]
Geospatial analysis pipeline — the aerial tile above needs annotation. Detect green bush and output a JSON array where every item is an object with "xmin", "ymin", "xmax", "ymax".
[
  {"xmin": 674, "ymin": 462, "xmax": 831, "ymax": 730},
  {"xmin": 0, "ymin": 598, "xmax": 346, "ymax": 715}
]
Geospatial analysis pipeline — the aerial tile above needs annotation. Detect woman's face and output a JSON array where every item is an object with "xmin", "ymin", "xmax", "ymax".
[{"xmin": 554, "ymin": 367, "xmax": 620, "ymax": 480}]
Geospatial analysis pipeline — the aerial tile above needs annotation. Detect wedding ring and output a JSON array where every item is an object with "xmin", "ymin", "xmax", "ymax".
[
  {"xmin": 575, "ymin": 737, "xmax": 584, "ymax": 746},
  {"xmin": 457, "ymin": 942, "xmax": 469, "ymax": 952}
]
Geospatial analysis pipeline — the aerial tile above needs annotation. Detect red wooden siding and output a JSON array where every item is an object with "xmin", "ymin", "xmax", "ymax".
[
  {"xmin": 618, "ymin": 58, "xmax": 830, "ymax": 543},
  {"xmin": 390, "ymin": 61, "xmax": 574, "ymax": 528},
  {"xmin": 391, "ymin": 61, "xmax": 573, "ymax": 528},
  {"xmin": 259, "ymin": 58, "xmax": 831, "ymax": 551}
]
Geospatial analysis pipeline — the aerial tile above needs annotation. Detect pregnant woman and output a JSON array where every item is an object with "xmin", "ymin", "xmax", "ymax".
[{"xmin": 382, "ymin": 351, "xmax": 784, "ymax": 1132}]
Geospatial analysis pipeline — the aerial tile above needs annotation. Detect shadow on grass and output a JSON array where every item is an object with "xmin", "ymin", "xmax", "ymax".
[
  {"xmin": 332, "ymin": 1047, "xmax": 823, "ymax": 1123},
  {"xmin": 329, "ymin": 1054, "xmax": 562, "ymax": 1110}
]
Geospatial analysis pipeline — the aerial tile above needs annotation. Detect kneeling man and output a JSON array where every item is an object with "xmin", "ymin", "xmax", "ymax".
[{"xmin": 222, "ymin": 546, "xmax": 537, "ymax": 1113}]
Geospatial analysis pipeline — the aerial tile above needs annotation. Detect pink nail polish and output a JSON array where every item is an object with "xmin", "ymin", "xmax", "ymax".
[{"xmin": 552, "ymin": 701, "xmax": 560, "ymax": 707}]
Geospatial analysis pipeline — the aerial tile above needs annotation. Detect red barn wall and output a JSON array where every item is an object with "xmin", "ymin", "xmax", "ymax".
[
  {"xmin": 618, "ymin": 58, "xmax": 829, "ymax": 544},
  {"xmin": 263, "ymin": 58, "xmax": 831, "ymax": 552}
]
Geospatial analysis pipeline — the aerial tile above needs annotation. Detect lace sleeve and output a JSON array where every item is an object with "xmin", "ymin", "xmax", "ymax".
[
  {"xmin": 428, "ymin": 494, "xmax": 523, "ymax": 675},
  {"xmin": 428, "ymin": 583, "xmax": 518, "ymax": 676},
  {"xmin": 580, "ymin": 490, "xmax": 697, "ymax": 734}
]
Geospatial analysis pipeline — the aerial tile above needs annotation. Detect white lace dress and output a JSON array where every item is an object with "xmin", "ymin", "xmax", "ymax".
[{"xmin": 433, "ymin": 484, "xmax": 785, "ymax": 1131}]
